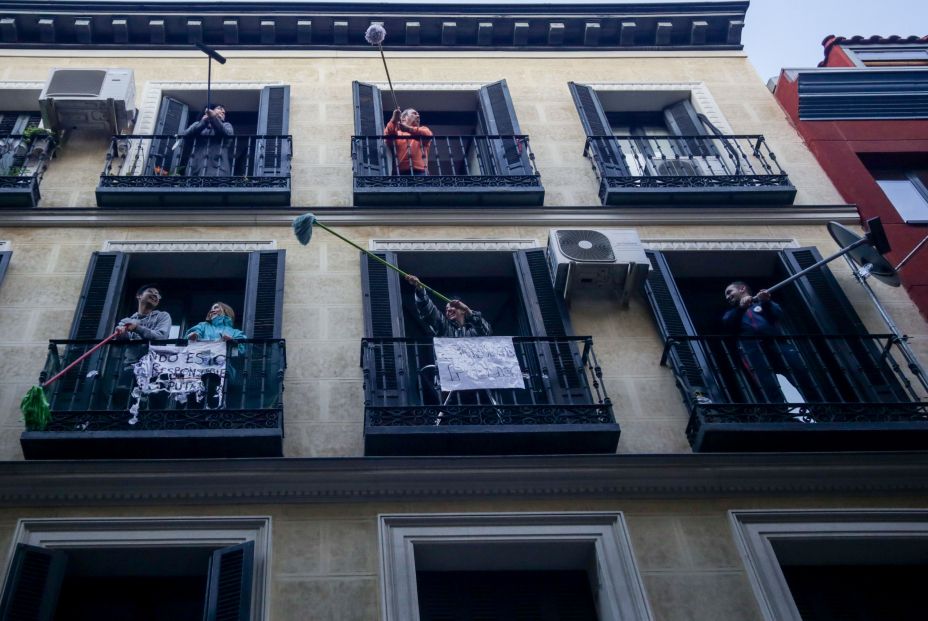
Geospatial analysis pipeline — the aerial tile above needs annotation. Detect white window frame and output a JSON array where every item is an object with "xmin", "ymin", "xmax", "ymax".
[
  {"xmin": 379, "ymin": 512, "xmax": 653, "ymax": 621},
  {"xmin": 2, "ymin": 516, "xmax": 272, "ymax": 621},
  {"xmin": 876, "ymin": 173, "xmax": 928, "ymax": 224},
  {"xmin": 730, "ymin": 509, "xmax": 928, "ymax": 621}
]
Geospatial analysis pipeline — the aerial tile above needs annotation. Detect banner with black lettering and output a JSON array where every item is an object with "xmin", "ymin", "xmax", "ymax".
[
  {"xmin": 129, "ymin": 341, "xmax": 227, "ymax": 421},
  {"xmin": 434, "ymin": 336, "xmax": 525, "ymax": 392}
]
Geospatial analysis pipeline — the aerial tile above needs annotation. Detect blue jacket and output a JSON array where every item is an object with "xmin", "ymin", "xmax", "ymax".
[
  {"xmin": 185, "ymin": 315, "xmax": 247, "ymax": 342},
  {"xmin": 722, "ymin": 300, "xmax": 784, "ymax": 336}
]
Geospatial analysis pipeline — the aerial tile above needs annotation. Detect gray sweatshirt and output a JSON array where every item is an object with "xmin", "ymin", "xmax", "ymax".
[{"xmin": 116, "ymin": 310, "xmax": 172, "ymax": 340}]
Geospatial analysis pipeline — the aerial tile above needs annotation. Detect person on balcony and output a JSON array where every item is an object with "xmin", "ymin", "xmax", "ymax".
[
  {"xmin": 385, "ymin": 108, "xmax": 433, "ymax": 175},
  {"xmin": 185, "ymin": 302, "xmax": 247, "ymax": 347},
  {"xmin": 405, "ymin": 275, "xmax": 491, "ymax": 338},
  {"xmin": 182, "ymin": 103, "xmax": 234, "ymax": 177},
  {"xmin": 722, "ymin": 281, "xmax": 813, "ymax": 406},
  {"xmin": 115, "ymin": 284, "xmax": 172, "ymax": 341}
]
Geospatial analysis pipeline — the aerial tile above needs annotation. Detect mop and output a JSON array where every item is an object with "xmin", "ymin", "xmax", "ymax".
[
  {"xmin": 365, "ymin": 24, "xmax": 400, "ymax": 112},
  {"xmin": 292, "ymin": 213, "xmax": 451, "ymax": 304}
]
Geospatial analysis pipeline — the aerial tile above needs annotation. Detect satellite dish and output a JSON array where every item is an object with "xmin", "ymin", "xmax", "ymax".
[{"xmin": 827, "ymin": 218, "xmax": 900, "ymax": 287}]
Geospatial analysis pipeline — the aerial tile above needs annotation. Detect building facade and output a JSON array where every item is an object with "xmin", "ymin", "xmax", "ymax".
[
  {"xmin": 0, "ymin": 2, "xmax": 926, "ymax": 620},
  {"xmin": 773, "ymin": 34, "xmax": 928, "ymax": 318}
]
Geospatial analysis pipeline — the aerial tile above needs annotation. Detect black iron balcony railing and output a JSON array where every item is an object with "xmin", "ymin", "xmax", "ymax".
[
  {"xmin": 21, "ymin": 338, "xmax": 286, "ymax": 459},
  {"xmin": 351, "ymin": 134, "xmax": 544, "ymax": 206},
  {"xmin": 583, "ymin": 134, "xmax": 796, "ymax": 205},
  {"xmin": 660, "ymin": 333, "xmax": 928, "ymax": 452},
  {"xmin": 0, "ymin": 133, "xmax": 56, "ymax": 208},
  {"xmin": 361, "ymin": 336, "xmax": 619, "ymax": 455},
  {"xmin": 96, "ymin": 134, "xmax": 292, "ymax": 207}
]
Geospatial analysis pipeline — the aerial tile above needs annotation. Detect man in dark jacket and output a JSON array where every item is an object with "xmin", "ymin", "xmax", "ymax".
[
  {"xmin": 183, "ymin": 103, "xmax": 234, "ymax": 177},
  {"xmin": 722, "ymin": 281, "xmax": 812, "ymax": 405},
  {"xmin": 405, "ymin": 275, "xmax": 491, "ymax": 338}
]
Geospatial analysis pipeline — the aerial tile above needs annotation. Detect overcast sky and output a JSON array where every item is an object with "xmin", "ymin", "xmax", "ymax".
[{"xmin": 743, "ymin": 0, "xmax": 925, "ymax": 82}]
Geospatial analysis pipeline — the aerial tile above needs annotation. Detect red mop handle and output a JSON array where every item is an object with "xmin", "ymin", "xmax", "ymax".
[{"xmin": 42, "ymin": 330, "xmax": 121, "ymax": 388}]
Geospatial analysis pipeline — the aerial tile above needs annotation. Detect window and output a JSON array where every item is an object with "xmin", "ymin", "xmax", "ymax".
[
  {"xmin": 0, "ymin": 110, "xmax": 41, "ymax": 173},
  {"xmin": 848, "ymin": 45, "xmax": 928, "ymax": 67},
  {"xmin": 0, "ymin": 517, "xmax": 270, "ymax": 621},
  {"xmin": 731, "ymin": 510, "xmax": 928, "ymax": 621},
  {"xmin": 861, "ymin": 155, "xmax": 928, "ymax": 224},
  {"xmin": 379, "ymin": 513, "xmax": 652, "ymax": 621}
]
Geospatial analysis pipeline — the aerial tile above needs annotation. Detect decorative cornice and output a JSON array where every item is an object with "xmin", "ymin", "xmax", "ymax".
[
  {"xmin": 0, "ymin": 452, "xmax": 926, "ymax": 506},
  {"xmin": 103, "ymin": 240, "xmax": 277, "ymax": 252},
  {"xmin": 0, "ymin": 205, "xmax": 862, "ymax": 227},
  {"xmin": 643, "ymin": 239, "xmax": 800, "ymax": 251},
  {"xmin": 370, "ymin": 238, "xmax": 538, "ymax": 251}
]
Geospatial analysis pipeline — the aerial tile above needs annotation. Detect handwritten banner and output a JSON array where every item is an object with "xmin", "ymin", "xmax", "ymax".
[
  {"xmin": 129, "ymin": 341, "xmax": 227, "ymax": 420},
  {"xmin": 433, "ymin": 336, "xmax": 525, "ymax": 392}
]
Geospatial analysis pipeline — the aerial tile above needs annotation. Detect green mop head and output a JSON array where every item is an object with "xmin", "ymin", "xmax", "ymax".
[
  {"xmin": 21, "ymin": 385, "xmax": 50, "ymax": 431},
  {"xmin": 292, "ymin": 212, "xmax": 317, "ymax": 246}
]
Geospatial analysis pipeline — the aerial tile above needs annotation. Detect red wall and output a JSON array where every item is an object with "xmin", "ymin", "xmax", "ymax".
[{"xmin": 775, "ymin": 60, "xmax": 928, "ymax": 319}]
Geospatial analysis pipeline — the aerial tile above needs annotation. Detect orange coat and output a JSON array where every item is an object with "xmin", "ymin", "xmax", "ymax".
[{"xmin": 384, "ymin": 121, "xmax": 433, "ymax": 172}]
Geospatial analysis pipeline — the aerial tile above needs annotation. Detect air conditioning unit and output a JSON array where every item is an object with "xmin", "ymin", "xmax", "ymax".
[
  {"xmin": 39, "ymin": 68, "xmax": 135, "ymax": 134},
  {"xmin": 547, "ymin": 229, "xmax": 651, "ymax": 307}
]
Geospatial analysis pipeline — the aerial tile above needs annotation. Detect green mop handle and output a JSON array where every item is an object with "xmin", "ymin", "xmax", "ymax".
[
  {"xmin": 313, "ymin": 220, "xmax": 452, "ymax": 304},
  {"xmin": 42, "ymin": 330, "xmax": 120, "ymax": 388}
]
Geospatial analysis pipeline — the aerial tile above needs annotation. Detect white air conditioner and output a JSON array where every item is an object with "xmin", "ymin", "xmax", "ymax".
[
  {"xmin": 39, "ymin": 68, "xmax": 135, "ymax": 134},
  {"xmin": 547, "ymin": 228, "xmax": 651, "ymax": 307}
]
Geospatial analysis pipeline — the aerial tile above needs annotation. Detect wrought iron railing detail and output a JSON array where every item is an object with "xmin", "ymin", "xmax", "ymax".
[
  {"xmin": 99, "ymin": 134, "xmax": 292, "ymax": 188},
  {"xmin": 361, "ymin": 336, "xmax": 613, "ymax": 427},
  {"xmin": 37, "ymin": 338, "xmax": 286, "ymax": 433},
  {"xmin": 582, "ymin": 134, "xmax": 792, "ymax": 201},
  {"xmin": 658, "ymin": 334, "xmax": 928, "ymax": 442},
  {"xmin": 351, "ymin": 134, "xmax": 542, "ymax": 187},
  {"xmin": 0, "ymin": 133, "xmax": 56, "ymax": 202}
]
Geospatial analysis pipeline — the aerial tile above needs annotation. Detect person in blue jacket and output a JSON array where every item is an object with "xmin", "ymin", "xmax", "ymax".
[
  {"xmin": 722, "ymin": 281, "xmax": 813, "ymax": 405},
  {"xmin": 185, "ymin": 302, "xmax": 247, "ymax": 344}
]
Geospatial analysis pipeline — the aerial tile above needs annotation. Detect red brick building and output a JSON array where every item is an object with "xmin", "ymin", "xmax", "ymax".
[{"xmin": 774, "ymin": 35, "xmax": 928, "ymax": 317}]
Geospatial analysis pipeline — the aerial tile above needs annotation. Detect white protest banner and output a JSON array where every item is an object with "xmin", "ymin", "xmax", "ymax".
[
  {"xmin": 129, "ymin": 340, "xmax": 228, "ymax": 421},
  {"xmin": 433, "ymin": 336, "xmax": 525, "ymax": 392}
]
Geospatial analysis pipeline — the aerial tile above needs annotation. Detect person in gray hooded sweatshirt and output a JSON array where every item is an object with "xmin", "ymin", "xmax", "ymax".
[{"xmin": 183, "ymin": 103, "xmax": 234, "ymax": 177}]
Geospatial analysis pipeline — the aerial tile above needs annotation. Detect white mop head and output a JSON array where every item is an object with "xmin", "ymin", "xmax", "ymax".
[{"xmin": 365, "ymin": 24, "xmax": 386, "ymax": 46}]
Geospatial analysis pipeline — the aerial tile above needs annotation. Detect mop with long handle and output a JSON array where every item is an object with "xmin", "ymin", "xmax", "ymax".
[{"xmin": 365, "ymin": 24, "xmax": 400, "ymax": 112}]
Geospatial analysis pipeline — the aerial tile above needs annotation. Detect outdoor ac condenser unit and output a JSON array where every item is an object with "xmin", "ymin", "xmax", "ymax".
[
  {"xmin": 39, "ymin": 68, "xmax": 135, "ymax": 134},
  {"xmin": 547, "ymin": 228, "xmax": 651, "ymax": 307}
]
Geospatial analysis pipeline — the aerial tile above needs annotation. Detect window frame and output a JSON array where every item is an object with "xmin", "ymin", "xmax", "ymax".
[
  {"xmin": 875, "ymin": 171, "xmax": 928, "ymax": 224},
  {"xmin": 379, "ymin": 512, "xmax": 653, "ymax": 621},
  {"xmin": 0, "ymin": 246, "xmax": 10, "ymax": 289},
  {"xmin": 730, "ymin": 509, "xmax": 928, "ymax": 621},
  {"xmin": 845, "ymin": 45, "xmax": 928, "ymax": 67}
]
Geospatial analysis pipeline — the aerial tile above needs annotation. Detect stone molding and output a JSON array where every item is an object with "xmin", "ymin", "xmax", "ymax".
[
  {"xmin": 0, "ymin": 80, "xmax": 44, "ymax": 91},
  {"xmin": 0, "ymin": 453, "xmax": 926, "ymax": 507},
  {"xmin": 368, "ymin": 81, "xmax": 489, "ymax": 92},
  {"xmin": 102, "ymin": 240, "xmax": 276, "ymax": 252},
  {"xmin": 369, "ymin": 238, "xmax": 538, "ymax": 251},
  {"xmin": 643, "ymin": 239, "xmax": 800, "ymax": 251},
  {"xmin": 582, "ymin": 81, "xmax": 733, "ymax": 133},
  {"xmin": 0, "ymin": 241, "xmax": 9, "ymax": 251}
]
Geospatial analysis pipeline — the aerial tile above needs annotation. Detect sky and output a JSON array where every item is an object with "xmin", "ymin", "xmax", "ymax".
[{"xmin": 743, "ymin": 0, "xmax": 926, "ymax": 82}]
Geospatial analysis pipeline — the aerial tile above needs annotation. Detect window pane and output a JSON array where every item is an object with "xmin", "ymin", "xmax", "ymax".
[{"xmin": 876, "ymin": 179, "xmax": 928, "ymax": 222}]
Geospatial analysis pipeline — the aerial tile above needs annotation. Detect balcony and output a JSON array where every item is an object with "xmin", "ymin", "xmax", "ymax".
[
  {"xmin": 21, "ymin": 339, "xmax": 286, "ymax": 459},
  {"xmin": 96, "ymin": 134, "xmax": 291, "ymax": 207},
  {"xmin": 661, "ymin": 334, "xmax": 928, "ymax": 452},
  {"xmin": 351, "ymin": 134, "xmax": 544, "ymax": 207},
  {"xmin": 361, "ymin": 337, "xmax": 619, "ymax": 456},
  {"xmin": 583, "ymin": 134, "xmax": 796, "ymax": 206},
  {"xmin": 0, "ymin": 133, "xmax": 56, "ymax": 208}
]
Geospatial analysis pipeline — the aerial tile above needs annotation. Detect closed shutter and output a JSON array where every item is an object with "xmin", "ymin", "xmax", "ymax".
[
  {"xmin": 360, "ymin": 252, "xmax": 409, "ymax": 406},
  {"xmin": 69, "ymin": 251, "xmax": 127, "ymax": 340},
  {"xmin": 476, "ymin": 79, "xmax": 532, "ymax": 175},
  {"xmin": 643, "ymin": 250, "xmax": 724, "ymax": 403},
  {"xmin": 568, "ymin": 82, "xmax": 630, "ymax": 177},
  {"xmin": 253, "ymin": 85, "xmax": 290, "ymax": 177},
  {"xmin": 352, "ymin": 81, "xmax": 387, "ymax": 176},
  {"xmin": 145, "ymin": 96, "xmax": 189, "ymax": 175},
  {"xmin": 243, "ymin": 250, "xmax": 285, "ymax": 339},
  {"xmin": 514, "ymin": 249, "xmax": 589, "ymax": 404},
  {"xmin": 663, "ymin": 99, "xmax": 717, "ymax": 158},
  {"xmin": 0, "ymin": 544, "xmax": 67, "ymax": 621},
  {"xmin": 0, "ymin": 251, "xmax": 10, "ymax": 288},
  {"xmin": 201, "ymin": 541, "xmax": 254, "ymax": 621},
  {"xmin": 779, "ymin": 247, "xmax": 907, "ymax": 402}
]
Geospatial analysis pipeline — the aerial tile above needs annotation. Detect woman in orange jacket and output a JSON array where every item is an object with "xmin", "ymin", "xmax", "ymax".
[{"xmin": 384, "ymin": 108, "xmax": 433, "ymax": 175}]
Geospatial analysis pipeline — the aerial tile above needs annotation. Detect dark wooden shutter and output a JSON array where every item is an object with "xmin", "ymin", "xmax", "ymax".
[
  {"xmin": 202, "ymin": 541, "xmax": 254, "ymax": 621},
  {"xmin": 0, "ymin": 251, "xmax": 10, "ymax": 288},
  {"xmin": 663, "ymin": 99, "xmax": 717, "ymax": 158},
  {"xmin": 514, "ymin": 249, "xmax": 589, "ymax": 403},
  {"xmin": 253, "ymin": 85, "xmax": 290, "ymax": 177},
  {"xmin": 145, "ymin": 96, "xmax": 189, "ymax": 175},
  {"xmin": 0, "ymin": 544, "xmax": 67, "ymax": 621},
  {"xmin": 352, "ymin": 81, "xmax": 387, "ymax": 176},
  {"xmin": 0, "ymin": 113, "xmax": 37, "ymax": 173},
  {"xmin": 360, "ymin": 252, "xmax": 409, "ymax": 406},
  {"xmin": 476, "ymin": 79, "xmax": 532, "ymax": 175},
  {"xmin": 69, "ymin": 251, "xmax": 127, "ymax": 340},
  {"xmin": 568, "ymin": 82, "xmax": 629, "ymax": 177},
  {"xmin": 243, "ymin": 250, "xmax": 285, "ymax": 339},
  {"xmin": 779, "ymin": 247, "xmax": 907, "ymax": 402},
  {"xmin": 643, "ymin": 250, "xmax": 724, "ymax": 403}
]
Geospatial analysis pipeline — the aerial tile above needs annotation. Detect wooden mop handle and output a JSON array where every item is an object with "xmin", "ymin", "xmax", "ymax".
[
  {"xmin": 43, "ymin": 330, "xmax": 120, "ymax": 388},
  {"xmin": 313, "ymin": 221, "xmax": 452, "ymax": 303}
]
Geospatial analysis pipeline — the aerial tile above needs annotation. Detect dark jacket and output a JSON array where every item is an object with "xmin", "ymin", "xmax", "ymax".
[
  {"xmin": 722, "ymin": 300, "xmax": 785, "ymax": 336},
  {"xmin": 414, "ymin": 288, "xmax": 492, "ymax": 338},
  {"xmin": 183, "ymin": 115, "xmax": 234, "ymax": 177}
]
